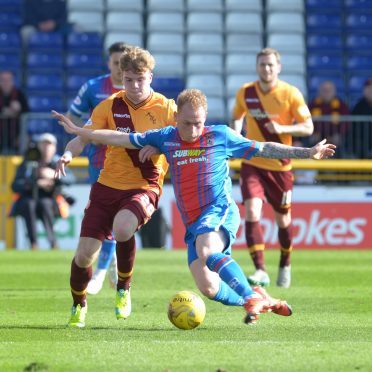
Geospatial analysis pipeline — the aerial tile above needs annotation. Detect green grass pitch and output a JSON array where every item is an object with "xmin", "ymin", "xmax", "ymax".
[{"xmin": 0, "ymin": 249, "xmax": 371, "ymax": 371}]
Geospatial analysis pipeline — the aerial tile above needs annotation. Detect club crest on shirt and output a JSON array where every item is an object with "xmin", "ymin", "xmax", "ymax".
[
  {"xmin": 146, "ymin": 112, "xmax": 156, "ymax": 125},
  {"xmin": 204, "ymin": 133, "xmax": 215, "ymax": 146}
]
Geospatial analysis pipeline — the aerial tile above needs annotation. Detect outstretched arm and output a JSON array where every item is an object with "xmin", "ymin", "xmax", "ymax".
[
  {"xmin": 52, "ymin": 110, "xmax": 137, "ymax": 149},
  {"xmin": 256, "ymin": 139, "xmax": 336, "ymax": 160}
]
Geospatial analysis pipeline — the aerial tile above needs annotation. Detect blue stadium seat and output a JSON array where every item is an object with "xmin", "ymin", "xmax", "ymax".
[
  {"xmin": 0, "ymin": 31, "xmax": 21, "ymax": 51},
  {"xmin": 345, "ymin": 0, "xmax": 372, "ymax": 10},
  {"xmin": 346, "ymin": 34, "xmax": 372, "ymax": 51},
  {"xmin": 308, "ymin": 75, "xmax": 346, "ymax": 96},
  {"xmin": 67, "ymin": 32, "xmax": 103, "ymax": 52},
  {"xmin": 27, "ymin": 32, "xmax": 64, "ymax": 51},
  {"xmin": 0, "ymin": 52, "xmax": 21, "ymax": 70},
  {"xmin": 0, "ymin": 12, "xmax": 22, "ymax": 31},
  {"xmin": 307, "ymin": 34, "xmax": 342, "ymax": 51},
  {"xmin": 26, "ymin": 73, "xmax": 64, "ymax": 92},
  {"xmin": 307, "ymin": 53, "xmax": 343, "ymax": 71},
  {"xmin": 28, "ymin": 95, "xmax": 65, "ymax": 112},
  {"xmin": 346, "ymin": 13, "xmax": 372, "ymax": 31},
  {"xmin": 27, "ymin": 118, "xmax": 56, "ymax": 135},
  {"xmin": 66, "ymin": 74, "xmax": 90, "ymax": 92},
  {"xmin": 66, "ymin": 52, "xmax": 104, "ymax": 72},
  {"xmin": 151, "ymin": 77, "xmax": 185, "ymax": 100},
  {"xmin": 348, "ymin": 75, "xmax": 371, "ymax": 94},
  {"xmin": 306, "ymin": 0, "xmax": 342, "ymax": 11},
  {"xmin": 347, "ymin": 55, "xmax": 372, "ymax": 71},
  {"xmin": 26, "ymin": 51, "xmax": 64, "ymax": 70},
  {"xmin": 306, "ymin": 13, "xmax": 342, "ymax": 31}
]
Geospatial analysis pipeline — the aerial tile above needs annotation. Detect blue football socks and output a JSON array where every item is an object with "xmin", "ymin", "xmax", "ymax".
[
  {"xmin": 206, "ymin": 252, "xmax": 254, "ymax": 299},
  {"xmin": 97, "ymin": 239, "xmax": 116, "ymax": 270},
  {"xmin": 213, "ymin": 281, "xmax": 244, "ymax": 306}
]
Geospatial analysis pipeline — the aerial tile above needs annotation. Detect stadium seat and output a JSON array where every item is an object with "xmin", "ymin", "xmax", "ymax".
[
  {"xmin": 152, "ymin": 53, "xmax": 184, "ymax": 76},
  {"xmin": 26, "ymin": 51, "xmax": 64, "ymax": 71},
  {"xmin": 280, "ymin": 74, "xmax": 307, "ymax": 95},
  {"xmin": 26, "ymin": 73, "xmax": 64, "ymax": 92},
  {"xmin": 151, "ymin": 77, "xmax": 184, "ymax": 99},
  {"xmin": 66, "ymin": 74, "xmax": 91, "ymax": 93},
  {"xmin": 347, "ymin": 55, "xmax": 372, "ymax": 71},
  {"xmin": 306, "ymin": 13, "xmax": 342, "ymax": 31},
  {"xmin": 207, "ymin": 97, "xmax": 226, "ymax": 121},
  {"xmin": 27, "ymin": 32, "xmax": 63, "ymax": 51},
  {"xmin": 225, "ymin": 12, "xmax": 263, "ymax": 33},
  {"xmin": 0, "ymin": 12, "xmax": 22, "ymax": 31},
  {"xmin": 0, "ymin": 0, "xmax": 22, "ymax": 12},
  {"xmin": 267, "ymin": 13, "xmax": 305, "ymax": 33},
  {"xmin": 307, "ymin": 33, "xmax": 342, "ymax": 51},
  {"xmin": 106, "ymin": 0, "xmax": 144, "ymax": 11},
  {"xmin": 187, "ymin": 33, "xmax": 223, "ymax": 53},
  {"xmin": 0, "ymin": 31, "xmax": 21, "ymax": 51},
  {"xmin": 67, "ymin": 0, "xmax": 104, "ymax": 11},
  {"xmin": 307, "ymin": 53, "xmax": 343, "ymax": 71},
  {"xmin": 67, "ymin": 32, "xmax": 103, "ymax": 52},
  {"xmin": 28, "ymin": 95, "xmax": 64, "ymax": 112},
  {"xmin": 27, "ymin": 118, "xmax": 56, "ymax": 135},
  {"xmin": 308, "ymin": 75, "xmax": 345, "ymax": 96},
  {"xmin": 226, "ymin": 34, "xmax": 263, "ymax": 53},
  {"xmin": 105, "ymin": 32, "xmax": 144, "ymax": 50},
  {"xmin": 267, "ymin": 0, "xmax": 304, "ymax": 12},
  {"xmin": 66, "ymin": 52, "xmax": 103, "ymax": 71},
  {"xmin": 346, "ymin": 34, "xmax": 372, "ymax": 51},
  {"xmin": 187, "ymin": 12, "xmax": 223, "ymax": 32},
  {"xmin": 106, "ymin": 12, "xmax": 144, "ymax": 33},
  {"xmin": 147, "ymin": 0, "xmax": 184, "ymax": 12},
  {"xmin": 147, "ymin": 33, "xmax": 184, "ymax": 53},
  {"xmin": 306, "ymin": 0, "xmax": 342, "ymax": 11},
  {"xmin": 345, "ymin": 13, "xmax": 372, "ymax": 31},
  {"xmin": 187, "ymin": 0, "xmax": 223, "ymax": 12},
  {"xmin": 226, "ymin": 74, "xmax": 257, "ymax": 97},
  {"xmin": 345, "ymin": 0, "xmax": 372, "ymax": 10},
  {"xmin": 147, "ymin": 12, "xmax": 184, "ymax": 32},
  {"xmin": 0, "ymin": 52, "xmax": 21, "ymax": 70},
  {"xmin": 348, "ymin": 75, "xmax": 370, "ymax": 94},
  {"xmin": 186, "ymin": 74, "xmax": 224, "ymax": 97},
  {"xmin": 187, "ymin": 54, "xmax": 223, "ymax": 74},
  {"xmin": 280, "ymin": 54, "xmax": 306, "ymax": 74},
  {"xmin": 225, "ymin": 0, "xmax": 262, "ymax": 12},
  {"xmin": 267, "ymin": 33, "xmax": 305, "ymax": 53},
  {"xmin": 68, "ymin": 11, "xmax": 104, "ymax": 33},
  {"xmin": 225, "ymin": 53, "xmax": 256, "ymax": 74}
]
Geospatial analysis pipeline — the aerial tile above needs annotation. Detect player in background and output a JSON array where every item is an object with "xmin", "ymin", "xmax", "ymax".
[
  {"xmin": 67, "ymin": 42, "xmax": 130, "ymax": 295},
  {"xmin": 53, "ymin": 88, "xmax": 336, "ymax": 325},
  {"xmin": 230, "ymin": 48, "xmax": 314, "ymax": 288},
  {"xmin": 55, "ymin": 46, "xmax": 177, "ymax": 328}
]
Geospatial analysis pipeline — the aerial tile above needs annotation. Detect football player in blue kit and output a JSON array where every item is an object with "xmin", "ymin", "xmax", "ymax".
[{"xmin": 53, "ymin": 88, "xmax": 336, "ymax": 324}]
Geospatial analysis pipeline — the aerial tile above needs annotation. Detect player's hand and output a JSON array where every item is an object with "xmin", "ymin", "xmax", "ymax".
[
  {"xmin": 139, "ymin": 145, "xmax": 160, "ymax": 163},
  {"xmin": 51, "ymin": 110, "xmax": 80, "ymax": 135},
  {"xmin": 265, "ymin": 121, "xmax": 283, "ymax": 134},
  {"xmin": 310, "ymin": 139, "xmax": 336, "ymax": 160},
  {"xmin": 54, "ymin": 152, "xmax": 72, "ymax": 179}
]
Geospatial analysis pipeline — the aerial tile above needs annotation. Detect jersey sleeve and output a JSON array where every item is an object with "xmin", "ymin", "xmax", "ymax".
[
  {"xmin": 83, "ymin": 99, "xmax": 111, "ymax": 130},
  {"xmin": 225, "ymin": 126, "xmax": 261, "ymax": 160},
  {"xmin": 232, "ymin": 86, "xmax": 246, "ymax": 120},
  {"xmin": 69, "ymin": 82, "xmax": 91, "ymax": 117},
  {"xmin": 290, "ymin": 86, "xmax": 312, "ymax": 123},
  {"xmin": 129, "ymin": 128, "xmax": 166, "ymax": 150}
]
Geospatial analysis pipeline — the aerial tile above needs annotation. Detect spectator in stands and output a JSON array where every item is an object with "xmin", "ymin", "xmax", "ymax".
[
  {"xmin": 351, "ymin": 78, "xmax": 372, "ymax": 158},
  {"xmin": 0, "ymin": 70, "xmax": 29, "ymax": 154},
  {"xmin": 308, "ymin": 80, "xmax": 349, "ymax": 157},
  {"xmin": 9, "ymin": 133, "xmax": 75, "ymax": 250},
  {"xmin": 352, "ymin": 78, "xmax": 372, "ymax": 116},
  {"xmin": 21, "ymin": 0, "xmax": 71, "ymax": 41}
]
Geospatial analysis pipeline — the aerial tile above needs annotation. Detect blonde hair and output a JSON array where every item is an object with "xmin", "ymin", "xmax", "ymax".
[
  {"xmin": 177, "ymin": 89, "xmax": 208, "ymax": 112},
  {"xmin": 256, "ymin": 48, "xmax": 281, "ymax": 63},
  {"xmin": 120, "ymin": 46, "xmax": 156, "ymax": 73}
]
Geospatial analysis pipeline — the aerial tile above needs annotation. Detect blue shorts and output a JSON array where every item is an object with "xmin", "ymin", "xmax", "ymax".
[{"xmin": 185, "ymin": 202, "xmax": 240, "ymax": 265}]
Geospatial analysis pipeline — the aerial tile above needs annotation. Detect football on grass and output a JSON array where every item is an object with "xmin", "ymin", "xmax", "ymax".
[{"xmin": 167, "ymin": 291, "xmax": 206, "ymax": 330}]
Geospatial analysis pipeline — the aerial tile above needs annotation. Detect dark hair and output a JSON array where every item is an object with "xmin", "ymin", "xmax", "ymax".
[{"xmin": 108, "ymin": 42, "xmax": 131, "ymax": 56}]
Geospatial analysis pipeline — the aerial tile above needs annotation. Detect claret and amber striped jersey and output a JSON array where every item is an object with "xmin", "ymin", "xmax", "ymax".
[
  {"xmin": 233, "ymin": 80, "xmax": 311, "ymax": 172},
  {"xmin": 83, "ymin": 90, "xmax": 177, "ymax": 195}
]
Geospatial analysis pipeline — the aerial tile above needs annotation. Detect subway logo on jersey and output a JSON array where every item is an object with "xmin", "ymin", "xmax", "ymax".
[{"xmin": 173, "ymin": 149, "xmax": 206, "ymax": 158}]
